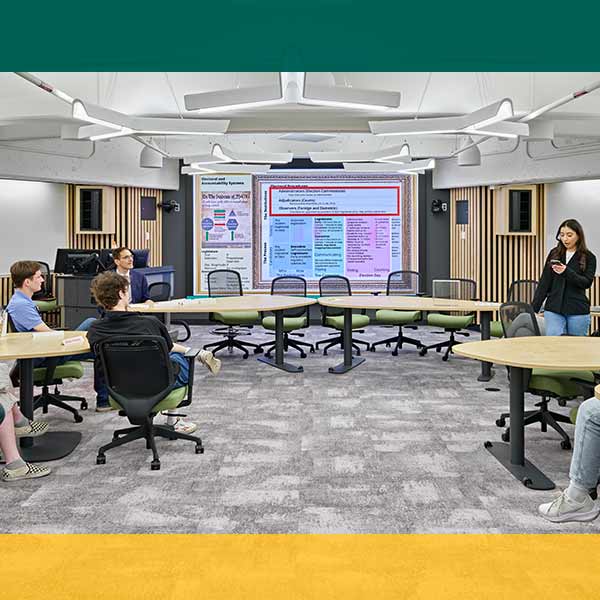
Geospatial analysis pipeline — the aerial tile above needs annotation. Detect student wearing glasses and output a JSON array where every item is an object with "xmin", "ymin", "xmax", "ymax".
[
  {"xmin": 531, "ymin": 219, "xmax": 596, "ymax": 336},
  {"xmin": 112, "ymin": 247, "xmax": 151, "ymax": 305}
]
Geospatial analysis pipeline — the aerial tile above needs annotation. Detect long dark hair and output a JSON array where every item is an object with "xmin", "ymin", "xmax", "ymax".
[{"xmin": 550, "ymin": 218, "xmax": 590, "ymax": 270}]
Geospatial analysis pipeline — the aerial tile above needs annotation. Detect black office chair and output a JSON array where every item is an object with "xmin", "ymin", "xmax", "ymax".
[
  {"xmin": 203, "ymin": 269, "xmax": 262, "ymax": 358},
  {"xmin": 315, "ymin": 275, "xmax": 370, "ymax": 355},
  {"xmin": 258, "ymin": 276, "xmax": 315, "ymax": 358},
  {"xmin": 496, "ymin": 301, "xmax": 595, "ymax": 449},
  {"xmin": 147, "ymin": 281, "xmax": 191, "ymax": 343},
  {"xmin": 419, "ymin": 278, "xmax": 476, "ymax": 361},
  {"xmin": 370, "ymin": 270, "xmax": 424, "ymax": 355},
  {"xmin": 490, "ymin": 279, "xmax": 539, "ymax": 338},
  {"xmin": 95, "ymin": 335, "xmax": 203, "ymax": 470},
  {"xmin": 32, "ymin": 261, "xmax": 58, "ymax": 315}
]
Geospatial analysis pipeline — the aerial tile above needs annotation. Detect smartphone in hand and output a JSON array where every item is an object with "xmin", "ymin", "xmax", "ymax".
[{"xmin": 550, "ymin": 259, "xmax": 564, "ymax": 266}]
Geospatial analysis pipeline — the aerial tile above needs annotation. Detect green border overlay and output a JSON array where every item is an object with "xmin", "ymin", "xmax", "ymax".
[{"xmin": 3, "ymin": 1, "xmax": 600, "ymax": 71}]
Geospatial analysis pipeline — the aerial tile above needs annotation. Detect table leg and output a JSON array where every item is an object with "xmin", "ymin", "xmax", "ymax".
[
  {"xmin": 484, "ymin": 366, "xmax": 555, "ymax": 490},
  {"xmin": 329, "ymin": 307, "xmax": 365, "ymax": 374},
  {"xmin": 477, "ymin": 311, "xmax": 494, "ymax": 381},
  {"xmin": 257, "ymin": 309, "xmax": 303, "ymax": 373},
  {"xmin": 18, "ymin": 358, "xmax": 82, "ymax": 463}
]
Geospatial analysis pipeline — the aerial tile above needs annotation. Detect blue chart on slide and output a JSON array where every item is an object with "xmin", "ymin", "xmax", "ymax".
[{"xmin": 261, "ymin": 183, "xmax": 403, "ymax": 282}]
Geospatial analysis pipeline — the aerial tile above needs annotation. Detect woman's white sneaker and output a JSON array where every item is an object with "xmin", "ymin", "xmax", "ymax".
[
  {"xmin": 198, "ymin": 350, "xmax": 221, "ymax": 375},
  {"xmin": 538, "ymin": 490, "xmax": 600, "ymax": 523}
]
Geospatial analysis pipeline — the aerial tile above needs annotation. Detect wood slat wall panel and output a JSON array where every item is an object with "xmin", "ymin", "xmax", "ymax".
[{"xmin": 450, "ymin": 184, "xmax": 600, "ymax": 331}]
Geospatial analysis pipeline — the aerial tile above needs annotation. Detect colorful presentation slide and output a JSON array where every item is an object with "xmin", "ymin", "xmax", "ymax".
[{"xmin": 260, "ymin": 181, "xmax": 404, "ymax": 283}]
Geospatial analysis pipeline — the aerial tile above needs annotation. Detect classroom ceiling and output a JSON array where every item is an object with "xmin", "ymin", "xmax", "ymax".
[{"xmin": 2, "ymin": 72, "xmax": 600, "ymax": 161}]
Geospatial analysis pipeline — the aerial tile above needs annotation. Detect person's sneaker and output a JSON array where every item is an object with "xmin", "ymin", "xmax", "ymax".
[
  {"xmin": 198, "ymin": 350, "xmax": 221, "ymax": 375},
  {"xmin": 1, "ymin": 462, "xmax": 51, "ymax": 482},
  {"xmin": 538, "ymin": 490, "xmax": 600, "ymax": 523},
  {"xmin": 173, "ymin": 419, "xmax": 197, "ymax": 434},
  {"xmin": 95, "ymin": 403, "xmax": 116, "ymax": 413},
  {"xmin": 14, "ymin": 420, "xmax": 49, "ymax": 438}
]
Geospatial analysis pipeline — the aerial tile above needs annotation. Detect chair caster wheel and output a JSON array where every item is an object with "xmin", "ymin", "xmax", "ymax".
[
  {"xmin": 151, "ymin": 460, "xmax": 161, "ymax": 470},
  {"xmin": 243, "ymin": 354, "xmax": 249, "ymax": 359},
  {"xmin": 442, "ymin": 355, "xmax": 449, "ymax": 362},
  {"xmin": 81, "ymin": 400, "xmax": 88, "ymax": 410},
  {"xmin": 484, "ymin": 441, "xmax": 492, "ymax": 449},
  {"xmin": 310, "ymin": 348, "xmax": 315, "ymax": 353},
  {"xmin": 195, "ymin": 444, "xmax": 204, "ymax": 454},
  {"xmin": 436, "ymin": 347, "xmax": 441, "ymax": 353},
  {"xmin": 501, "ymin": 431, "xmax": 510, "ymax": 442},
  {"xmin": 419, "ymin": 348, "xmax": 427, "ymax": 357},
  {"xmin": 495, "ymin": 418, "xmax": 506, "ymax": 427},
  {"xmin": 385, "ymin": 343, "xmax": 391, "ymax": 348},
  {"xmin": 522, "ymin": 477, "xmax": 532, "ymax": 487},
  {"xmin": 369, "ymin": 347, "xmax": 376, "ymax": 352},
  {"xmin": 254, "ymin": 348, "xmax": 263, "ymax": 354},
  {"xmin": 74, "ymin": 414, "xmax": 83, "ymax": 423},
  {"xmin": 323, "ymin": 350, "xmax": 328, "ymax": 356},
  {"xmin": 391, "ymin": 350, "xmax": 398, "ymax": 356},
  {"xmin": 96, "ymin": 455, "xmax": 106, "ymax": 465},
  {"xmin": 300, "ymin": 352, "xmax": 307, "ymax": 358},
  {"xmin": 561, "ymin": 440, "xmax": 572, "ymax": 450}
]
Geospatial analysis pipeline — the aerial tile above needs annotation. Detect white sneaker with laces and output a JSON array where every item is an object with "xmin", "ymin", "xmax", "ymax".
[
  {"xmin": 198, "ymin": 350, "xmax": 221, "ymax": 375},
  {"xmin": 538, "ymin": 490, "xmax": 600, "ymax": 523},
  {"xmin": 173, "ymin": 419, "xmax": 197, "ymax": 434}
]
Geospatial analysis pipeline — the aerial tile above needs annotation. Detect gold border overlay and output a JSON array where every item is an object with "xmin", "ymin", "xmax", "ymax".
[{"xmin": 2, "ymin": 534, "xmax": 600, "ymax": 598}]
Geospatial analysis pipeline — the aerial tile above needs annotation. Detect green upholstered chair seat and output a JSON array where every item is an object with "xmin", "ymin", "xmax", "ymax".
[
  {"xmin": 325, "ymin": 314, "xmax": 370, "ymax": 330},
  {"xmin": 427, "ymin": 313, "xmax": 474, "ymax": 330},
  {"xmin": 262, "ymin": 315, "xmax": 307, "ymax": 332},
  {"xmin": 33, "ymin": 361, "xmax": 84, "ymax": 384},
  {"xmin": 109, "ymin": 385, "xmax": 188, "ymax": 413},
  {"xmin": 375, "ymin": 310, "xmax": 421, "ymax": 325},
  {"xmin": 214, "ymin": 310, "xmax": 260, "ymax": 325},
  {"xmin": 490, "ymin": 320, "xmax": 504, "ymax": 338},
  {"xmin": 34, "ymin": 299, "xmax": 58, "ymax": 312},
  {"xmin": 529, "ymin": 369, "xmax": 595, "ymax": 398}
]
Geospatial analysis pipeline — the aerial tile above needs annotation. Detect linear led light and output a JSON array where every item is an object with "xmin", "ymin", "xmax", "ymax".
[
  {"xmin": 184, "ymin": 83, "xmax": 284, "ymax": 113},
  {"xmin": 212, "ymin": 143, "xmax": 293, "ymax": 164},
  {"xmin": 302, "ymin": 82, "xmax": 400, "ymax": 112},
  {"xmin": 309, "ymin": 144, "xmax": 410, "ymax": 164},
  {"xmin": 182, "ymin": 163, "xmax": 271, "ymax": 175},
  {"xmin": 343, "ymin": 158, "xmax": 435, "ymax": 172},
  {"xmin": 370, "ymin": 99, "xmax": 518, "ymax": 138}
]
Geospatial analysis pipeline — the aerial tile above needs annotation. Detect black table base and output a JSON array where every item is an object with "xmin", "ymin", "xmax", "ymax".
[
  {"xmin": 20, "ymin": 431, "xmax": 83, "ymax": 463},
  {"xmin": 329, "ymin": 356, "xmax": 365, "ymax": 374},
  {"xmin": 257, "ymin": 309, "xmax": 304, "ymax": 373}
]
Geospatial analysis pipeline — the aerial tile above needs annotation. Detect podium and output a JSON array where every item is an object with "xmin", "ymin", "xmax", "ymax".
[{"xmin": 55, "ymin": 275, "xmax": 98, "ymax": 329}]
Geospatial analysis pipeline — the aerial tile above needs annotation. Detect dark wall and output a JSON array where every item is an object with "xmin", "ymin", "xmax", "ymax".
[
  {"xmin": 162, "ymin": 170, "xmax": 194, "ymax": 298},
  {"xmin": 418, "ymin": 172, "xmax": 450, "ymax": 294},
  {"xmin": 162, "ymin": 168, "xmax": 451, "ymax": 298}
]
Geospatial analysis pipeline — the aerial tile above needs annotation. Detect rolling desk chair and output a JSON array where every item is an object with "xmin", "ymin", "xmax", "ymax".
[
  {"xmin": 419, "ymin": 278, "xmax": 476, "ymax": 361},
  {"xmin": 32, "ymin": 261, "xmax": 58, "ymax": 314},
  {"xmin": 315, "ymin": 275, "xmax": 370, "ymax": 356},
  {"xmin": 490, "ymin": 279, "xmax": 539, "ymax": 338},
  {"xmin": 370, "ymin": 270, "xmax": 424, "ymax": 355},
  {"xmin": 147, "ymin": 281, "xmax": 191, "ymax": 343},
  {"xmin": 95, "ymin": 335, "xmax": 203, "ymax": 470},
  {"xmin": 258, "ymin": 276, "xmax": 315, "ymax": 358},
  {"xmin": 496, "ymin": 301, "xmax": 595, "ymax": 450},
  {"xmin": 203, "ymin": 269, "xmax": 262, "ymax": 358}
]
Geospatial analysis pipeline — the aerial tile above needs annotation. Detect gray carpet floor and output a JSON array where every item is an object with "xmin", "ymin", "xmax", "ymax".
[{"xmin": 1, "ymin": 324, "xmax": 594, "ymax": 533}]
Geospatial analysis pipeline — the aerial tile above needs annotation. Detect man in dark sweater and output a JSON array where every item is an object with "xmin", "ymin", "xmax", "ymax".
[{"xmin": 87, "ymin": 271, "xmax": 221, "ymax": 434}]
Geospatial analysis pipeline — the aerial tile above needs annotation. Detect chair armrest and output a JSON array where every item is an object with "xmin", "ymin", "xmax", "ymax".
[
  {"xmin": 371, "ymin": 291, "xmax": 381, "ymax": 296},
  {"xmin": 184, "ymin": 347, "xmax": 200, "ymax": 359}
]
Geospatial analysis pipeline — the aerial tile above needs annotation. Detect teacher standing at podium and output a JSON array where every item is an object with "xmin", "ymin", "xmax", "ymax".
[
  {"xmin": 532, "ymin": 219, "xmax": 596, "ymax": 336},
  {"xmin": 112, "ymin": 247, "xmax": 151, "ymax": 304}
]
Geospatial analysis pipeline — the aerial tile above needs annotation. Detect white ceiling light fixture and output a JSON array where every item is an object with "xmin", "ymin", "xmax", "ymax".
[
  {"xmin": 369, "ymin": 99, "xmax": 526, "ymax": 139},
  {"xmin": 182, "ymin": 163, "xmax": 272, "ymax": 175},
  {"xmin": 456, "ymin": 137, "xmax": 481, "ymax": 166},
  {"xmin": 185, "ymin": 73, "xmax": 400, "ymax": 113},
  {"xmin": 73, "ymin": 99, "xmax": 230, "ymax": 141},
  {"xmin": 212, "ymin": 143, "xmax": 293, "ymax": 164},
  {"xmin": 310, "ymin": 143, "xmax": 410, "ymax": 164},
  {"xmin": 343, "ymin": 158, "xmax": 435, "ymax": 172},
  {"xmin": 140, "ymin": 145, "xmax": 164, "ymax": 168}
]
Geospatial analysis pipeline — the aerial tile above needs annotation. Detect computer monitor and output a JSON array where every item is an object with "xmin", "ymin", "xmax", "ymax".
[
  {"xmin": 54, "ymin": 248, "xmax": 103, "ymax": 275},
  {"xmin": 131, "ymin": 249, "xmax": 150, "ymax": 269}
]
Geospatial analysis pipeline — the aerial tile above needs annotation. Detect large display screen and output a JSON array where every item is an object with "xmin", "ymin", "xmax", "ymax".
[{"xmin": 254, "ymin": 173, "xmax": 414, "ymax": 290}]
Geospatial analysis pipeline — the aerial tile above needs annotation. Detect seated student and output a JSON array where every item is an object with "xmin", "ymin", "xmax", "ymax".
[
  {"xmin": 6, "ymin": 260, "xmax": 108, "ymax": 410},
  {"xmin": 538, "ymin": 395, "xmax": 600, "ymax": 522},
  {"xmin": 87, "ymin": 271, "xmax": 221, "ymax": 435},
  {"xmin": 1, "ymin": 362, "xmax": 51, "ymax": 482},
  {"xmin": 112, "ymin": 247, "xmax": 151, "ymax": 304}
]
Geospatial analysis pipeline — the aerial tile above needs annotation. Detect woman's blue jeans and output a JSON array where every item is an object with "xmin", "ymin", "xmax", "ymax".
[{"xmin": 544, "ymin": 311, "xmax": 591, "ymax": 337}]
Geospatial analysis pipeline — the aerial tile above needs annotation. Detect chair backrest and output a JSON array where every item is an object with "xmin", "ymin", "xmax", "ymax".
[
  {"xmin": 97, "ymin": 335, "xmax": 176, "ymax": 422},
  {"xmin": 507, "ymin": 279, "xmax": 538, "ymax": 304},
  {"xmin": 32, "ymin": 261, "xmax": 53, "ymax": 300},
  {"xmin": 499, "ymin": 302, "xmax": 541, "ymax": 338},
  {"xmin": 207, "ymin": 270, "xmax": 243, "ymax": 297},
  {"xmin": 387, "ymin": 271, "xmax": 422, "ymax": 296},
  {"xmin": 148, "ymin": 281, "xmax": 171, "ymax": 302},
  {"xmin": 432, "ymin": 278, "xmax": 476, "ymax": 301},
  {"xmin": 271, "ymin": 276, "xmax": 308, "ymax": 318},
  {"xmin": 319, "ymin": 275, "xmax": 351, "ymax": 297}
]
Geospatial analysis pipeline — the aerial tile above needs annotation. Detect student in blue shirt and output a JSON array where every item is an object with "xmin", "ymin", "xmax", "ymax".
[{"xmin": 6, "ymin": 260, "xmax": 108, "ymax": 410}]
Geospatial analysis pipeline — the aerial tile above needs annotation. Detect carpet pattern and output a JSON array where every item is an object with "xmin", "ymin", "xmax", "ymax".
[{"xmin": 1, "ymin": 324, "xmax": 593, "ymax": 533}]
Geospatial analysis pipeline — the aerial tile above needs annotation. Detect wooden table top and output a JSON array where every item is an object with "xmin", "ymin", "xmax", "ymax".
[
  {"xmin": 454, "ymin": 336, "xmax": 600, "ymax": 370},
  {"xmin": 317, "ymin": 295, "xmax": 500, "ymax": 312},
  {"xmin": 596, "ymin": 384, "xmax": 600, "ymax": 400},
  {"xmin": 0, "ymin": 331, "xmax": 90, "ymax": 361},
  {"xmin": 130, "ymin": 295, "xmax": 317, "ymax": 314}
]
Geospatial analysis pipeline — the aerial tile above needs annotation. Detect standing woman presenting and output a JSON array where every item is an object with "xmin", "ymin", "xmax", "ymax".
[{"xmin": 532, "ymin": 219, "xmax": 596, "ymax": 336}]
